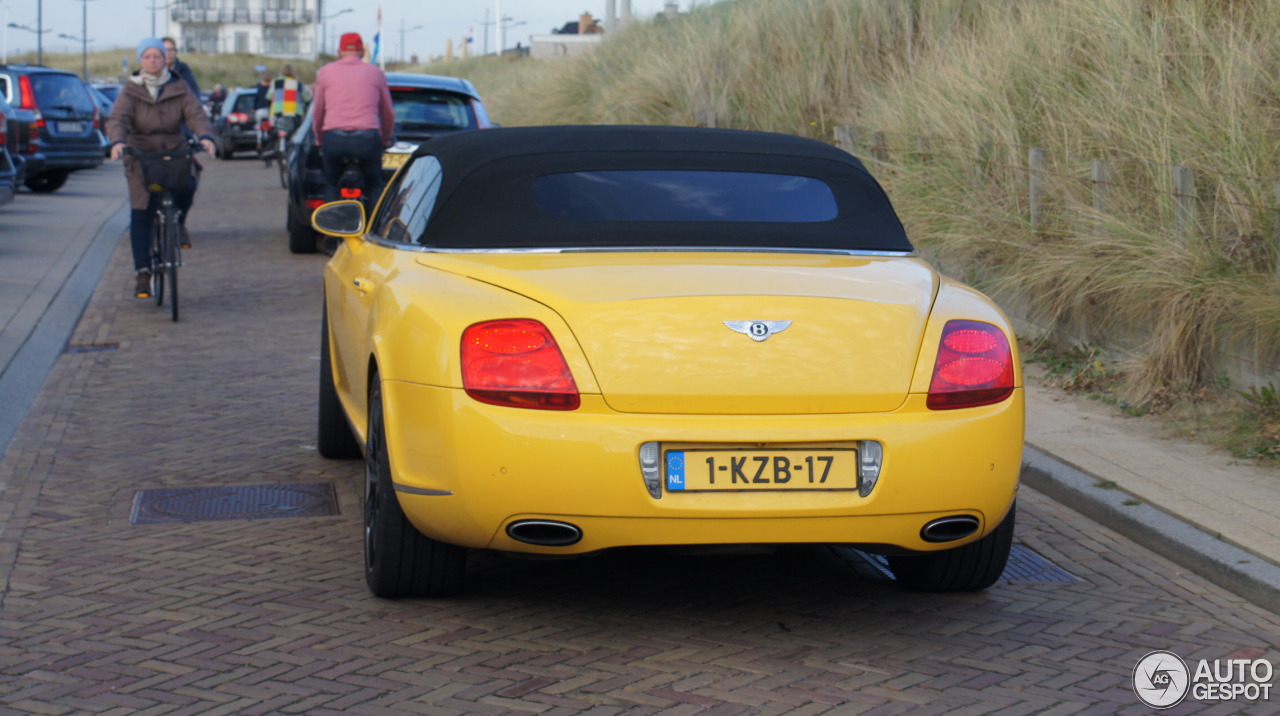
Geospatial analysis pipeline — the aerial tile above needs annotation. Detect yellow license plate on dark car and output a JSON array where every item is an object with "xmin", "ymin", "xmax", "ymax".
[
  {"xmin": 664, "ymin": 448, "xmax": 858, "ymax": 491},
  {"xmin": 382, "ymin": 153, "xmax": 410, "ymax": 169}
]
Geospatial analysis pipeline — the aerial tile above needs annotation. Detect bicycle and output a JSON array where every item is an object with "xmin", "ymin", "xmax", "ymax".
[
  {"xmin": 126, "ymin": 145, "xmax": 194, "ymax": 322},
  {"xmin": 257, "ymin": 115, "xmax": 275, "ymax": 169},
  {"xmin": 272, "ymin": 115, "xmax": 301, "ymax": 189}
]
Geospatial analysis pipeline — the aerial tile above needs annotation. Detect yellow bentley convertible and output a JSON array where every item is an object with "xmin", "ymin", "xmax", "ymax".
[{"xmin": 312, "ymin": 125, "xmax": 1023, "ymax": 598}]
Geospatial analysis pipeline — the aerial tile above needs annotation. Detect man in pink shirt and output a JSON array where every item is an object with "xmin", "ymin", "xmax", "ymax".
[{"xmin": 311, "ymin": 32, "xmax": 396, "ymax": 208}]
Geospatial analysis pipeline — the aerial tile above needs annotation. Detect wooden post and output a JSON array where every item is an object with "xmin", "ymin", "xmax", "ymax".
[
  {"xmin": 1174, "ymin": 164, "xmax": 1196, "ymax": 242},
  {"xmin": 1091, "ymin": 159, "xmax": 1111, "ymax": 213},
  {"xmin": 914, "ymin": 135, "xmax": 930, "ymax": 164},
  {"xmin": 1274, "ymin": 182, "xmax": 1280, "ymax": 279},
  {"xmin": 833, "ymin": 124, "xmax": 857, "ymax": 155},
  {"xmin": 1028, "ymin": 146, "xmax": 1045, "ymax": 230},
  {"xmin": 871, "ymin": 131, "xmax": 889, "ymax": 163}
]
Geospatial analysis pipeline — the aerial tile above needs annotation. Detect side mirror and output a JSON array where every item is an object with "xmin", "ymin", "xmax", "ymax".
[{"xmin": 311, "ymin": 200, "xmax": 366, "ymax": 236}]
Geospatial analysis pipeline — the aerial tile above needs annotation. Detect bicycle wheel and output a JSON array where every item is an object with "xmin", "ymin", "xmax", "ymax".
[
  {"xmin": 150, "ymin": 206, "xmax": 165, "ymax": 306},
  {"xmin": 164, "ymin": 202, "xmax": 180, "ymax": 322},
  {"xmin": 278, "ymin": 138, "xmax": 288, "ymax": 189}
]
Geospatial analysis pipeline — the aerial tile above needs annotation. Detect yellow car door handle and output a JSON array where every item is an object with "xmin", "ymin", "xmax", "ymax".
[{"xmin": 353, "ymin": 278, "xmax": 375, "ymax": 293}]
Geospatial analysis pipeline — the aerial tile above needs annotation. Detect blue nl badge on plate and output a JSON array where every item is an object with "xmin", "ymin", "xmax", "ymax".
[{"xmin": 665, "ymin": 451, "xmax": 686, "ymax": 491}]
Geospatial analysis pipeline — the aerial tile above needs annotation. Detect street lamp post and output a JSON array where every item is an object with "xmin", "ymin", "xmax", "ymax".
[
  {"xmin": 57, "ymin": 34, "xmax": 94, "ymax": 80},
  {"xmin": 61, "ymin": 0, "xmax": 97, "ymax": 81},
  {"xmin": 144, "ymin": 0, "xmax": 180, "ymax": 39},
  {"xmin": 399, "ymin": 20, "xmax": 422, "ymax": 64},
  {"xmin": 321, "ymin": 7, "xmax": 352, "ymax": 57},
  {"xmin": 500, "ymin": 17, "xmax": 525, "ymax": 54},
  {"xmin": 7, "ymin": 22, "xmax": 51, "ymax": 64}
]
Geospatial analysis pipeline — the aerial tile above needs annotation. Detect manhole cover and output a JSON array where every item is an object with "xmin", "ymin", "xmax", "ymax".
[
  {"xmin": 1001, "ymin": 544, "xmax": 1081, "ymax": 583},
  {"xmin": 131, "ymin": 483, "xmax": 340, "ymax": 524}
]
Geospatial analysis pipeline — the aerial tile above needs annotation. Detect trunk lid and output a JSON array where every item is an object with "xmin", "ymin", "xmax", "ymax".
[{"xmin": 424, "ymin": 253, "xmax": 938, "ymax": 415}]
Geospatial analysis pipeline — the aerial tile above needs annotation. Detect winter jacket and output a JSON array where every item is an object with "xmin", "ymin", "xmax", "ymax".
[{"xmin": 106, "ymin": 71, "xmax": 215, "ymax": 210}]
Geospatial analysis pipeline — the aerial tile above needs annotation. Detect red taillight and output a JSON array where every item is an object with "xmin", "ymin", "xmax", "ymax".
[
  {"xmin": 339, "ymin": 187, "xmax": 362, "ymax": 199},
  {"xmin": 227, "ymin": 112, "xmax": 250, "ymax": 124},
  {"xmin": 461, "ymin": 319, "xmax": 580, "ymax": 410},
  {"xmin": 18, "ymin": 76, "xmax": 36, "ymax": 109},
  {"xmin": 304, "ymin": 199, "xmax": 325, "ymax": 210},
  {"xmin": 926, "ymin": 320, "xmax": 1015, "ymax": 410}
]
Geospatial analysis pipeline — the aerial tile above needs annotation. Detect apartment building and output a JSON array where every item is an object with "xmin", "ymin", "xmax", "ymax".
[{"xmin": 167, "ymin": 0, "xmax": 321, "ymax": 59}]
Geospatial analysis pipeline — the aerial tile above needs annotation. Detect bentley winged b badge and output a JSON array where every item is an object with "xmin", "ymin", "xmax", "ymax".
[{"xmin": 724, "ymin": 320, "xmax": 792, "ymax": 342}]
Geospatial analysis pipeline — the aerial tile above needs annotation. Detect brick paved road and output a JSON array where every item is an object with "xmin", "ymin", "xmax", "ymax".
[{"xmin": 0, "ymin": 158, "xmax": 1277, "ymax": 715}]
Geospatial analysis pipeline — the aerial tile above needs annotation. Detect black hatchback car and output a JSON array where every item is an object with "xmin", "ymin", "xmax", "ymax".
[
  {"xmin": 213, "ymin": 87, "xmax": 263, "ymax": 159},
  {"xmin": 285, "ymin": 72, "xmax": 492, "ymax": 253},
  {"xmin": 0, "ymin": 64, "xmax": 103, "ymax": 192}
]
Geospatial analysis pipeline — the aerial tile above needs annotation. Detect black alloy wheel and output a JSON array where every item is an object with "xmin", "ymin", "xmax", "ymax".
[{"xmin": 364, "ymin": 374, "xmax": 467, "ymax": 598}]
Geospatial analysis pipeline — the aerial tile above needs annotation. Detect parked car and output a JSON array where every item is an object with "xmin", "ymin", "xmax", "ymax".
[
  {"xmin": 90, "ymin": 81, "xmax": 121, "ymax": 104},
  {"xmin": 285, "ymin": 72, "xmax": 492, "ymax": 254},
  {"xmin": 311, "ymin": 125, "xmax": 1024, "ymax": 598},
  {"xmin": 0, "ymin": 64, "xmax": 103, "ymax": 192},
  {"xmin": 0, "ymin": 96, "xmax": 18, "ymax": 207},
  {"xmin": 86, "ymin": 84, "xmax": 114, "ymax": 156},
  {"xmin": 212, "ymin": 87, "xmax": 261, "ymax": 159},
  {"xmin": 0, "ymin": 91, "xmax": 28, "ymax": 188}
]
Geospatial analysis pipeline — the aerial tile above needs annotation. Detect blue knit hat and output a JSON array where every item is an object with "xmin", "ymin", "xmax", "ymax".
[{"xmin": 137, "ymin": 38, "xmax": 166, "ymax": 62}]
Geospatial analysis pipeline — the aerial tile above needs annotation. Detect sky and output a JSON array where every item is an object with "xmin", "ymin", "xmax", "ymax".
[{"xmin": 3, "ymin": 0, "xmax": 696, "ymax": 64}]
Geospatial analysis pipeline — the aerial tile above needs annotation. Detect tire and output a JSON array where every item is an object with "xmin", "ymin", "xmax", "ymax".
[
  {"xmin": 150, "ymin": 214, "xmax": 165, "ymax": 307},
  {"xmin": 887, "ymin": 502, "xmax": 1016, "ymax": 592},
  {"xmin": 278, "ymin": 137, "xmax": 289, "ymax": 189},
  {"xmin": 165, "ymin": 203, "xmax": 180, "ymax": 322},
  {"xmin": 25, "ymin": 170, "xmax": 68, "ymax": 193},
  {"xmin": 288, "ymin": 204, "xmax": 318, "ymax": 254},
  {"xmin": 217, "ymin": 138, "xmax": 232, "ymax": 160},
  {"xmin": 317, "ymin": 303, "xmax": 362, "ymax": 459},
  {"xmin": 364, "ymin": 374, "xmax": 467, "ymax": 598}
]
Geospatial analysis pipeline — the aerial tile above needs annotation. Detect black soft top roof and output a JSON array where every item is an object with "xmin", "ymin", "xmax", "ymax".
[{"xmin": 410, "ymin": 125, "xmax": 913, "ymax": 252}]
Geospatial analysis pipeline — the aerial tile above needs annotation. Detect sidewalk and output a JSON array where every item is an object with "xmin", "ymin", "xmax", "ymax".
[
  {"xmin": 1021, "ymin": 368, "xmax": 1280, "ymax": 613},
  {"xmin": 0, "ymin": 166, "xmax": 128, "ymax": 456},
  {"xmin": 0, "ymin": 163, "xmax": 1277, "ymax": 616}
]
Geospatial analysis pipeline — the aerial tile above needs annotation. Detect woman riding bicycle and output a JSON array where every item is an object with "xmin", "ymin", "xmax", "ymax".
[{"xmin": 106, "ymin": 38, "xmax": 216, "ymax": 298}]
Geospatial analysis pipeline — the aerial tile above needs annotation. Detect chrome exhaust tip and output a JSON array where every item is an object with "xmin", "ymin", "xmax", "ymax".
[
  {"xmin": 506, "ymin": 520, "xmax": 583, "ymax": 547},
  {"xmin": 920, "ymin": 515, "xmax": 980, "ymax": 543}
]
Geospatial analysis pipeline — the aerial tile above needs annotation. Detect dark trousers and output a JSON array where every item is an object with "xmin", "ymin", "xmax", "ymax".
[
  {"xmin": 130, "ymin": 188, "xmax": 193, "ymax": 271},
  {"xmin": 321, "ymin": 129, "xmax": 384, "ymax": 211}
]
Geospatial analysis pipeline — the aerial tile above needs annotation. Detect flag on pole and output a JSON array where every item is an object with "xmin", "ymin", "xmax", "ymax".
[{"xmin": 375, "ymin": 4, "xmax": 384, "ymax": 69}]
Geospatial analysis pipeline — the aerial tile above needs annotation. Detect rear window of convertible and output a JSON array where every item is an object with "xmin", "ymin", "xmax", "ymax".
[
  {"xmin": 533, "ymin": 171, "xmax": 838, "ymax": 223},
  {"xmin": 407, "ymin": 150, "xmax": 913, "ymax": 252}
]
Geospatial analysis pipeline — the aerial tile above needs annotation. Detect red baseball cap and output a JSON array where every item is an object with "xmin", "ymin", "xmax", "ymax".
[{"xmin": 339, "ymin": 32, "xmax": 364, "ymax": 53}]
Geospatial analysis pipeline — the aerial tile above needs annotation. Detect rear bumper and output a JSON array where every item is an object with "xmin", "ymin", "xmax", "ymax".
[
  {"xmin": 224, "ymin": 127, "xmax": 258, "ymax": 149},
  {"xmin": 381, "ymin": 381, "xmax": 1024, "ymax": 555},
  {"xmin": 36, "ymin": 144, "xmax": 102, "ymax": 171}
]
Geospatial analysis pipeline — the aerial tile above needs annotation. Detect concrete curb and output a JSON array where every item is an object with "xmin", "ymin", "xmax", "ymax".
[
  {"xmin": 0, "ymin": 204, "xmax": 128, "ymax": 457},
  {"xmin": 1022, "ymin": 444, "xmax": 1280, "ymax": 615}
]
